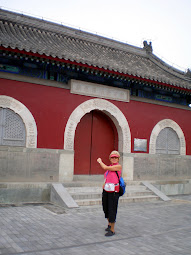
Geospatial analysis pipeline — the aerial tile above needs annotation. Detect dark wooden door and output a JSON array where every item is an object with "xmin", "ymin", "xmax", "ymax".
[{"xmin": 74, "ymin": 110, "xmax": 118, "ymax": 175}]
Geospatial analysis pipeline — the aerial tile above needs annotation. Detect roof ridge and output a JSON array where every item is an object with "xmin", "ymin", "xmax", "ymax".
[
  {"xmin": 149, "ymin": 54, "xmax": 191, "ymax": 83},
  {"xmin": 0, "ymin": 8, "xmax": 146, "ymax": 57}
]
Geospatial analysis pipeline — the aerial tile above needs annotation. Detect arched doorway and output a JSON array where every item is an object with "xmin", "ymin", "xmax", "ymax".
[
  {"xmin": 63, "ymin": 98, "xmax": 132, "ymax": 182},
  {"xmin": 74, "ymin": 110, "xmax": 118, "ymax": 175}
]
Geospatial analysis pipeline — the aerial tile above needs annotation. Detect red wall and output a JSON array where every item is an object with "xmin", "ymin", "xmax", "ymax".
[
  {"xmin": 115, "ymin": 100, "xmax": 191, "ymax": 154},
  {"xmin": 1, "ymin": 78, "xmax": 191, "ymax": 154}
]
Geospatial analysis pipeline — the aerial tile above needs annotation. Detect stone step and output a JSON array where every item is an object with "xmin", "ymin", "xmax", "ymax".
[
  {"xmin": 76, "ymin": 195, "xmax": 159, "ymax": 206},
  {"xmin": 65, "ymin": 186, "xmax": 102, "ymax": 193},
  {"xmin": 73, "ymin": 175, "xmax": 142, "ymax": 186},
  {"xmin": 63, "ymin": 181, "xmax": 103, "ymax": 188},
  {"xmin": 123, "ymin": 190, "xmax": 154, "ymax": 197},
  {"xmin": 63, "ymin": 181, "xmax": 161, "ymax": 207},
  {"xmin": 71, "ymin": 192, "xmax": 101, "ymax": 200},
  {"xmin": 125, "ymin": 186, "xmax": 149, "ymax": 191},
  {"xmin": 65, "ymin": 185, "xmax": 148, "ymax": 193},
  {"xmin": 69, "ymin": 190, "xmax": 153, "ymax": 200},
  {"xmin": 63, "ymin": 180, "xmax": 143, "ymax": 187},
  {"xmin": 119, "ymin": 195, "xmax": 160, "ymax": 203}
]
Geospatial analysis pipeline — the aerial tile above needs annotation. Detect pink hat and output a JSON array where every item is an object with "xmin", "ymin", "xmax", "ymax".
[{"xmin": 110, "ymin": 154, "xmax": 120, "ymax": 158}]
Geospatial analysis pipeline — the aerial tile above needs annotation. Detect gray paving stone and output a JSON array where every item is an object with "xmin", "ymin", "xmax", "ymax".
[{"xmin": 0, "ymin": 198, "xmax": 191, "ymax": 254}]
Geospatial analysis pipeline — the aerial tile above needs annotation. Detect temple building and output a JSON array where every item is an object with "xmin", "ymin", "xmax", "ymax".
[{"xmin": 0, "ymin": 9, "xmax": 191, "ymax": 183}]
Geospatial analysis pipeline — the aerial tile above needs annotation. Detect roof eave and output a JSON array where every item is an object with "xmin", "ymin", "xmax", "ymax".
[{"xmin": 1, "ymin": 46, "xmax": 191, "ymax": 95}]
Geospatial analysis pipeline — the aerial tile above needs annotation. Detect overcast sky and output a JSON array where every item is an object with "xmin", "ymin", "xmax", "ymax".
[{"xmin": 1, "ymin": 0, "xmax": 191, "ymax": 72}]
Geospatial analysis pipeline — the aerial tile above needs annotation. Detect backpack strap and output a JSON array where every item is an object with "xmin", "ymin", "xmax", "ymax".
[{"xmin": 115, "ymin": 171, "xmax": 120, "ymax": 183}]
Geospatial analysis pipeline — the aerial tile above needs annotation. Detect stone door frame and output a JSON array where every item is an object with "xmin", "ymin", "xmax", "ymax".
[{"xmin": 61, "ymin": 98, "xmax": 132, "ymax": 181}]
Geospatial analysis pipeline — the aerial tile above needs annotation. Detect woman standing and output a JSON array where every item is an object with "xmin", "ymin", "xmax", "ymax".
[{"xmin": 97, "ymin": 150, "xmax": 122, "ymax": 237}]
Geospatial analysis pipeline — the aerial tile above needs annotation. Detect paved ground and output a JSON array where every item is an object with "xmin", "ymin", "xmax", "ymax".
[{"xmin": 1, "ymin": 195, "xmax": 191, "ymax": 255}]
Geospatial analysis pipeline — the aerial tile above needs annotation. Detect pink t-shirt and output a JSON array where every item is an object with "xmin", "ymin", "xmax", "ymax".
[{"xmin": 104, "ymin": 167, "xmax": 121, "ymax": 184}]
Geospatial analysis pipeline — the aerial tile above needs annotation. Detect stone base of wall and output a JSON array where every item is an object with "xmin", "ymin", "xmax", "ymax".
[
  {"xmin": 132, "ymin": 154, "xmax": 191, "ymax": 181},
  {"xmin": 0, "ymin": 183, "xmax": 51, "ymax": 204},
  {"xmin": 0, "ymin": 146, "xmax": 74, "ymax": 182},
  {"xmin": 153, "ymin": 180, "xmax": 191, "ymax": 196}
]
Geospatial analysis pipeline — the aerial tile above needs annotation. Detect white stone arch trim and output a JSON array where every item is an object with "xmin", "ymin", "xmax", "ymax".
[
  {"xmin": 0, "ymin": 95, "xmax": 37, "ymax": 148},
  {"xmin": 64, "ymin": 98, "xmax": 131, "ymax": 154},
  {"xmin": 149, "ymin": 119, "xmax": 186, "ymax": 155}
]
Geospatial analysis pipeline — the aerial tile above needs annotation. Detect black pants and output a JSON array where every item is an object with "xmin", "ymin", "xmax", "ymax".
[{"xmin": 102, "ymin": 189, "xmax": 119, "ymax": 223}]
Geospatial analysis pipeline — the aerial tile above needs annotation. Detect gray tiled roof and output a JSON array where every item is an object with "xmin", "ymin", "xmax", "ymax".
[{"xmin": 0, "ymin": 9, "xmax": 191, "ymax": 90}]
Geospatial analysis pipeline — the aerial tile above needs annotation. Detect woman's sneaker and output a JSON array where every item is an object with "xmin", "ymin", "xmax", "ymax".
[
  {"xmin": 105, "ymin": 230, "xmax": 115, "ymax": 236},
  {"xmin": 105, "ymin": 225, "xmax": 111, "ymax": 231}
]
